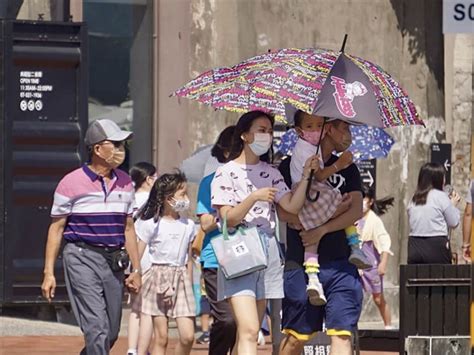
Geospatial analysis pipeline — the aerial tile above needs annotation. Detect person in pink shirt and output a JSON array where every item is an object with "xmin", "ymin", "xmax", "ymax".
[{"xmin": 41, "ymin": 119, "xmax": 142, "ymax": 355}]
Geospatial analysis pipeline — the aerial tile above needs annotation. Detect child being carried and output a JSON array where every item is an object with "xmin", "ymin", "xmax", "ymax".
[{"xmin": 289, "ymin": 109, "xmax": 371, "ymax": 306}]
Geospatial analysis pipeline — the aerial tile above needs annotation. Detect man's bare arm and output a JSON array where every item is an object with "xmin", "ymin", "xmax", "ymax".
[{"xmin": 41, "ymin": 217, "xmax": 67, "ymax": 302}]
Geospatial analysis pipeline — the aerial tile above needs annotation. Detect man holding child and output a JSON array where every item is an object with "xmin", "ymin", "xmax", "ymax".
[{"xmin": 278, "ymin": 111, "xmax": 364, "ymax": 355}]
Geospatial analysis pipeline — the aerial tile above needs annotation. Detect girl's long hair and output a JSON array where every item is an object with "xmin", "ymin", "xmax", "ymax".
[
  {"xmin": 129, "ymin": 162, "xmax": 157, "ymax": 191},
  {"xmin": 137, "ymin": 171, "xmax": 187, "ymax": 222},
  {"xmin": 362, "ymin": 185, "xmax": 394, "ymax": 216},
  {"xmin": 412, "ymin": 162, "xmax": 445, "ymax": 206},
  {"xmin": 211, "ymin": 125, "xmax": 236, "ymax": 163},
  {"xmin": 227, "ymin": 110, "xmax": 275, "ymax": 162}
]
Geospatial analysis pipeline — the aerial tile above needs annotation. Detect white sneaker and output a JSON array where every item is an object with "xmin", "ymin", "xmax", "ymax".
[
  {"xmin": 349, "ymin": 248, "xmax": 371, "ymax": 269},
  {"xmin": 384, "ymin": 325, "xmax": 394, "ymax": 330},
  {"xmin": 257, "ymin": 330, "xmax": 266, "ymax": 346},
  {"xmin": 307, "ymin": 275, "xmax": 327, "ymax": 306}
]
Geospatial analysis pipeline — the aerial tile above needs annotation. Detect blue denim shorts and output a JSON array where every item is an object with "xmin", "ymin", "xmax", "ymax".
[{"xmin": 216, "ymin": 231, "xmax": 284, "ymax": 300}]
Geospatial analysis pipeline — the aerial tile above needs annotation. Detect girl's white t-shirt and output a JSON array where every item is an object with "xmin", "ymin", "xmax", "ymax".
[
  {"xmin": 211, "ymin": 160, "xmax": 290, "ymax": 235},
  {"xmin": 289, "ymin": 138, "xmax": 324, "ymax": 187},
  {"xmin": 135, "ymin": 217, "xmax": 196, "ymax": 266}
]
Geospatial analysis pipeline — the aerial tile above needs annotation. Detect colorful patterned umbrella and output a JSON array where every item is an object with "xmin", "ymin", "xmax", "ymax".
[
  {"xmin": 275, "ymin": 126, "xmax": 395, "ymax": 162},
  {"xmin": 173, "ymin": 47, "xmax": 423, "ymax": 128}
]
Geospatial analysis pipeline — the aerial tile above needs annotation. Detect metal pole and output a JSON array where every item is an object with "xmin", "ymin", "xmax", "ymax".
[
  {"xmin": 62, "ymin": 0, "xmax": 70, "ymax": 22},
  {"xmin": 471, "ymin": 186, "xmax": 474, "ymax": 351},
  {"xmin": 50, "ymin": 0, "xmax": 70, "ymax": 22}
]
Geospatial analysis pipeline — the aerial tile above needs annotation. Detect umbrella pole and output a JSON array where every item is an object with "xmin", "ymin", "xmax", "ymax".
[
  {"xmin": 305, "ymin": 118, "xmax": 327, "ymax": 202},
  {"xmin": 340, "ymin": 33, "xmax": 348, "ymax": 52}
]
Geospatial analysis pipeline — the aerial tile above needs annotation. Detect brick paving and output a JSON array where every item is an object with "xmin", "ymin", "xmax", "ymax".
[{"xmin": 0, "ymin": 336, "xmax": 397, "ymax": 354}]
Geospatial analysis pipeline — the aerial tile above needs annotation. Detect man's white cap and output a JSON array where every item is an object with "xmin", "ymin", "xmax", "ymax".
[{"xmin": 84, "ymin": 119, "xmax": 133, "ymax": 146}]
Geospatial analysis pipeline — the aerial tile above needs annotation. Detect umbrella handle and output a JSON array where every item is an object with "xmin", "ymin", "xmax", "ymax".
[{"xmin": 305, "ymin": 169, "xmax": 320, "ymax": 202}]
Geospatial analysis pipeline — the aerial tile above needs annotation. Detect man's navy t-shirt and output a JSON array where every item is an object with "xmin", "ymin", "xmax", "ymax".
[{"xmin": 279, "ymin": 154, "xmax": 363, "ymax": 268}]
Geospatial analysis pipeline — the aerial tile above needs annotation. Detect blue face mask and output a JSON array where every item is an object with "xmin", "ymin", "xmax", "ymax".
[{"xmin": 249, "ymin": 133, "xmax": 272, "ymax": 156}]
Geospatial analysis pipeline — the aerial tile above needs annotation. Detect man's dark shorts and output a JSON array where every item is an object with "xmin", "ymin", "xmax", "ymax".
[{"xmin": 281, "ymin": 260, "xmax": 363, "ymax": 340}]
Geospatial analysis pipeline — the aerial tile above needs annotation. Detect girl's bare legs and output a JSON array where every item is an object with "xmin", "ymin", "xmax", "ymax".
[
  {"xmin": 228, "ymin": 295, "xmax": 261, "ymax": 355},
  {"xmin": 257, "ymin": 299, "xmax": 267, "ymax": 326},
  {"xmin": 304, "ymin": 238, "xmax": 325, "ymax": 305},
  {"xmin": 128, "ymin": 310, "xmax": 141, "ymax": 353},
  {"xmin": 174, "ymin": 317, "xmax": 195, "ymax": 355},
  {"xmin": 372, "ymin": 293, "xmax": 392, "ymax": 327},
  {"xmin": 201, "ymin": 313, "xmax": 210, "ymax": 332},
  {"xmin": 136, "ymin": 313, "xmax": 155, "ymax": 355},
  {"xmin": 147, "ymin": 316, "xmax": 168, "ymax": 355}
]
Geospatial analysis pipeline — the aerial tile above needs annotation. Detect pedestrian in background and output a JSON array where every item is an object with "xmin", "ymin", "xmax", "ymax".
[
  {"xmin": 211, "ymin": 111, "xmax": 318, "ymax": 355},
  {"xmin": 462, "ymin": 179, "xmax": 473, "ymax": 263},
  {"xmin": 357, "ymin": 186, "xmax": 394, "ymax": 329},
  {"xmin": 407, "ymin": 163, "xmax": 461, "ymax": 264},
  {"xmin": 135, "ymin": 171, "xmax": 196, "ymax": 355},
  {"xmin": 127, "ymin": 162, "xmax": 158, "ymax": 355},
  {"xmin": 195, "ymin": 125, "xmax": 238, "ymax": 354},
  {"xmin": 41, "ymin": 119, "xmax": 142, "ymax": 355}
]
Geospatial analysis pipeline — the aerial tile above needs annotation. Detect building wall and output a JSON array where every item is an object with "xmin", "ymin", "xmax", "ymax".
[{"xmin": 164, "ymin": 0, "xmax": 444, "ymax": 277}]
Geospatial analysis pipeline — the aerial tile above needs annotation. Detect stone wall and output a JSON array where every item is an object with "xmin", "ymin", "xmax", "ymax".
[
  {"xmin": 174, "ymin": 0, "xmax": 465, "ymax": 324},
  {"xmin": 183, "ymin": 0, "xmax": 446, "ymax": 282}
]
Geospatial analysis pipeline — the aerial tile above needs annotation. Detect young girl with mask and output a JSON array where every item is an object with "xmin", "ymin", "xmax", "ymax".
[
  {"xmin": 356, "ymin": 186, "xmax": 394, "ymax": 329},
  {"xmin": 127, "ymin": 162, "xmax": 157, "ymax": 355},
  {"xmin": 289, "ymin": 109, "xmax": 370, "ymax": 306},
  {"xmin": 211, "ymin": 110, "xmax": 319, "ymax": 355},
  {"xmin": 135, "ymin": 172, "xmax": 196, "ymax": 355}
]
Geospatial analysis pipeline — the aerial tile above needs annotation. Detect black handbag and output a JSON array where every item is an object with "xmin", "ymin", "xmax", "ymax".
[{"xmin": 76, "ymin": 242, "xmax": 130, "ymax": 272}]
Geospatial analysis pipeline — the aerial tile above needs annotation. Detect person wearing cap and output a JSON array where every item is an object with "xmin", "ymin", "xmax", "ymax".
[
  {"xmin": 278, "ymin": 109, "xmax": 364, "ymax": 355},
  {"xmin": 41, "ymin": 119, "xmax": 142, "ymax": 355}
]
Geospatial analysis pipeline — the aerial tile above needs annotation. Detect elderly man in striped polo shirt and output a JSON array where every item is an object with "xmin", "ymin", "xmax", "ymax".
[{"xmin": 41, "ymin": 119, "xmax": 142, "ymax": 355}]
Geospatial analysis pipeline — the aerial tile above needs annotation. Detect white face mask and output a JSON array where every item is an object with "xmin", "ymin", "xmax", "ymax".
[
  {"xmin": 248, "ymin": 133, "xmax": 272, "ymax": 156},
  {"xmin": 170, "ymin": 198, "xmax": 190, "ymax": 212}
]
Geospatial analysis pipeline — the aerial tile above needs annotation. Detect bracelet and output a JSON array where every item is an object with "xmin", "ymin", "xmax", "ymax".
[
  {"xmin": 333, "ymin": 163, "xmax": 338, "ymax": 171},
  {"xmin": 131, "ymin": 268, "xmax": 142, "ymax": 275},
  {"xmin": 462, "ymin": 244, "xmax": 471, "ymax": 248}
]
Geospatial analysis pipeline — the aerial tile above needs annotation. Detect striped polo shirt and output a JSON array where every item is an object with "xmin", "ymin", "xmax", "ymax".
[{"xmin": 51, "ymin": 165, "xmax": 135, "ymax": 247}]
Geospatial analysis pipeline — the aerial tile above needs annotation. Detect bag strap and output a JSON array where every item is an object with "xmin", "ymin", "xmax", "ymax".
[
  {"xmin": 222, "ymin": 212, "xmax": 248, "ymax": 240},
  {"xmin": 222, "ymin": 208, "xmax": 279, "ymax": 240},
  {"xmin": 274, "ymin": 207, "xmax": 281, "ymax": 241},
  {"xmin": 222, "ymin": 213, "xmax": 229, "ymax": 241}
]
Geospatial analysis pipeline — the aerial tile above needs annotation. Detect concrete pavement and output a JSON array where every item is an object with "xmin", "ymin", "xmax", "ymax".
[{"xmin": 0, "ymin": 307, "xmax": 398, "ymax": 354}]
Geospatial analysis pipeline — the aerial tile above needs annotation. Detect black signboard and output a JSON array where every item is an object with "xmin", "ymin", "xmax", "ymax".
[
  {"xmin": 357, "ymin": 159, "xmax": 377, "ymax": 191},
  {"xmin": 0, "ymin": 20, "xmax": 88, "ymax": 304},
  {"xmin": 431, "ymin": 143, "xmax": 452, "ymax": 185}
]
